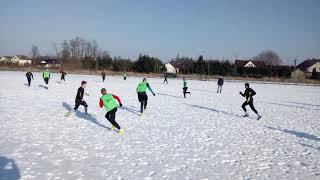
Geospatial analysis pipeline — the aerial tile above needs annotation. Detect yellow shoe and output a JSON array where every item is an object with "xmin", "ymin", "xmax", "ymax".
[
  {"xmin": 111, "ymin": 126, "xmax": 116, "ymax": 131},
  {"xmin": 140, "ymin": 112, "xmax": 143, "ymax": 116},
  {"xmin": 118, "ymin": 129, "xmax": 125, "ymax": 135}
]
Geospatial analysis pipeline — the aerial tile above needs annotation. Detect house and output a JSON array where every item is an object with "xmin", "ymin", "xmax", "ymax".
[
  {"xmin": 295, "ymin": 59, "xmax": 320, "ymax": 76},
  {"xmin": 0, "ymin": 56, "xmax": 13, "ymax": 62},
  {"xmin": 235, "ymin": 60, "xmax": 266, "ymax": 68},
  {"xmin": 165, "ymin": 63, "xmax": 179, "ymax": 74},
  {"xmin": 39, "ymin": 57, "xmax": 60, "ymax": 68},
  {"xmin": 11, "ymin": 55, "xmax": 32, "ymax": 65}
]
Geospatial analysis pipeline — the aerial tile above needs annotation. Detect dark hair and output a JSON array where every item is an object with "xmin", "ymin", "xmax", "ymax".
[
  {"xmin": 245, "ymin": 83, "xmax": 249, "ymax": 87},
  {"xmin": 81, "ymin": 81, "xmax": 87, "ymax": 85},
  {"xmin": 101, "ymin": 88, "xmax": 106, "ymax": 94}
]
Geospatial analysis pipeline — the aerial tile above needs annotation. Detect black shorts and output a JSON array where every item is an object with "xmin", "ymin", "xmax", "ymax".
[
  {"xmin": 44, "ymin": 78, "xmax": 49, "ymax": 84},
  {"xmin": 137, "ymin": 92, "xmax": 148, "ymax": 102}
]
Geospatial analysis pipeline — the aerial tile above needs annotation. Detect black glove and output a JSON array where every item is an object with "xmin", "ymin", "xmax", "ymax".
[
  {"xmin": 153, "ymin": 93, "xmax": 156, "ymax": 96},
  {"xmin": 119, "ymin": 103, "xmax": 123, "ymax": 107}
]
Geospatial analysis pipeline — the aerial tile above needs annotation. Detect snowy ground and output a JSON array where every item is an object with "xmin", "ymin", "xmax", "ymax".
[{"xmin": 0, "ymin": 70, "xmax": 319, "ymax": 180}]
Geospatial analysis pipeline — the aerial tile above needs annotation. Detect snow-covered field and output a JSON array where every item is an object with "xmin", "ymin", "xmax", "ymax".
[{"xmin": 0, "ymin": 70, "xmax": 319, "ymax": 180}]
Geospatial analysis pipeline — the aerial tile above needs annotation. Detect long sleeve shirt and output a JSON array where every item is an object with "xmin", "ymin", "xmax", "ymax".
[
  {"xmin": 241, "ymin": 88, "xmax": 256, "ymax": 100},
  {"xmin": 26, "ymin": 72, "xmax": 34, "ymax": 79},
  {"xmin": 76, "ymin": 87, "xmax": 85, "ymax": 100}
]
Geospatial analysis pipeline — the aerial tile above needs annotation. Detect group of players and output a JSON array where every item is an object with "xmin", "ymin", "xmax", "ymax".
[{"xmin": 25, "ymin": 69, "xmax": 262, "ymax": 135}]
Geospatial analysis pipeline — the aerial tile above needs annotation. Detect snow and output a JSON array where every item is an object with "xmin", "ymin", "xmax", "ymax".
[{"xmin": 0, "ymin": 70, "xmax": 319, "ymax": 180}]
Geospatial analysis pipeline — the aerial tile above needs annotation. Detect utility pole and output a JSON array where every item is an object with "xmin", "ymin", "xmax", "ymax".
[{"xmin": 294, "ymin": 56, "xmax": 299, "ymax": 69}]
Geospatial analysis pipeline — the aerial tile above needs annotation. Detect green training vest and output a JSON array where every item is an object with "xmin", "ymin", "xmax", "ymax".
[
  {"xmin": 183, "ymin": 80, "xmax": 187, "ymax": 87},
  {"xmin": 136, "ymin": 82, "xmax": 147, "ymax": 92},
  {"xmin": 101, "ymin": 94, "xmax": 118, "ymax": 112},
  {"xmin": 43, "ymin": 71, "xmax": 50, "ymax": 78}
]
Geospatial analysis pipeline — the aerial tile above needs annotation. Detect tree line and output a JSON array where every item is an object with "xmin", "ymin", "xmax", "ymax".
[{"xmin": 24, "ymin": 37, "xmax": 295, "ymax": 78}]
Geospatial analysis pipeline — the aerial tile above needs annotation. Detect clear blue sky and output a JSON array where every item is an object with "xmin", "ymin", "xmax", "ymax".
[{"xmin": 0, "ymin": 0, "xmax": 319, "ymax": 64}]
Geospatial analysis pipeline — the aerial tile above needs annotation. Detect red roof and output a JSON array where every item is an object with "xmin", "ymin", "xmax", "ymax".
[
  {"xmin": 297, "ymin": 59, "xmax": 320, "ymax": 72},
  {"xmin": 235, "ymin": 60, "xmax": 266, "ymax": 68}
]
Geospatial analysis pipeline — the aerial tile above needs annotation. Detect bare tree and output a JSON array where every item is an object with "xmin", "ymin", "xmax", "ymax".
[
  {"xmin": 80, "ymin": 38, "xmax": 86, "ymax": 59},
  {"xmin": 91, "ymin": 40, "xmax": 99, "ymax": 71},
  {"xmin": 31, "ymin": 45, "xmax": 40, "ymax": 63},
  {"xmin": 61, "ymin": 40, "xmax": 70, "ymax": 61},
  {"xmin": 254, "ymin": 50, "xmax": 282, "ymax": 66},
  {"xmin": 52, "ymin": 42, "xmax": 60, "ymax": 60}
]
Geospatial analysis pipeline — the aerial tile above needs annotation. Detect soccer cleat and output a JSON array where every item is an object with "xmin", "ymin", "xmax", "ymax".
[
  {"xmin": 85, "ymin": 113, "xmax": 93, "ymax": 117},
  {"xmin": 243, "ymin": 114, "xmax": 249, "ymax": 117},
  {"xmin": 257, "ymin": 115, "xmax": 262, "ymax": 120},
  {"xmin": 111, "ymin": 126, "xmax": 116, "ymax": 131},
  {"xmin": 139, "ymin": 112, "xmax": 143, "ymax": 116},
  {"xmin": 118, "ymin": 129, "xmax": 125, "ymax": 135},
  {"xmin": 65, "ymin": 111, "xmax": 72, "ymax": 117}
]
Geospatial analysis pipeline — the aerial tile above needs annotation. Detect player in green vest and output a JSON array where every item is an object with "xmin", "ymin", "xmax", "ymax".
[
  {"xmin": 123, "ymin": 72, "xmax": 127, "ymax": 80},
  {"xmin": 136, "ymin": 78, "xmax": 155, "ymax": 115},
  {"xmin": 183, "ymin": 77, "xmax": 191, "ymax": 98},
  {"xmin": 42, "ymin": 68, "xmax": 50, "ymax": 88},
  {"xmin": 99, "ymin": 88, "xmax": 124, "ymax": 134}
]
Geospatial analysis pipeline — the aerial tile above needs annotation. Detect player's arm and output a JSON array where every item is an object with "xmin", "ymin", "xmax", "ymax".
[
  {"xmin": 99, "ymin": 98, "xmax": 103, "ymax": 108},
  {"xmin": 146, "ymin": 83, "xmax": 155, "ymax": 96},
  {"xmin": 251, "ymin": 89, "xmax": 256, "ymax": 96},
  {"xmin": 112, "ymin": 94, "xmax": 122, "ymax": 106}
]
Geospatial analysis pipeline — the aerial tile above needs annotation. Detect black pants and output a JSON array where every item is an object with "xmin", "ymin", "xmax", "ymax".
[
  {"xmin": 27, "ymin": 78, "xmax": 31, "ymax": 86},
  {"xmin": 102, "ymin": 76, "xmax": 106, "ymax": 82},
  {"xmin": 124, "ymin": 77, "xmax": 127, "ymax": 80},
  {"xmin": 74, "ymin": 99, "xmax": 88, "ymax": 111},
  {"xmin": 138, "ymin": 92, "xmax": 148, "ymax": 113},
  {"xmin": 44, "ymin": 78, "xmax": 49, "ymax": 85},
  {"xmin": 217, "ymin": 85, "xmax": 222, "ymax": 93},
  {"xmin": 163, "ymin": 78, "xmax": 168, "ymax": 84},
  {"xmin": 61, "ymin": 76, "xmax": 65, "ymax": 81},
  {"xmin": 106, "ymin": 108, "xmax": 121, "ymax": 129},
  {"xmin": 183, "ymin": 87, "xmax": 190, "ymax": 98},
  {"xmin": 242, "ymin": 100, "xmax": 258, "ymax": 114}
]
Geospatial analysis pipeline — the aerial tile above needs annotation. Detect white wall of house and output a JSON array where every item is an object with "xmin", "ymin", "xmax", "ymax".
[
  {"xmin": 0, "ymin": 57, "xmax": 11, "ymax": 62},
  {"xmin": 11, "ymin": 56, "xmax": 32, "ymax": 65},
  {"xmin": 306, "ymin": 62, "xmax": 320, "ymax": 73},
  {"xmin": 165, "ymin": 63, "xmax": 179, "ymax": 74},
  {"xmin": 244, "ymin": 61, "xmax": 256, "ymax": 68}
]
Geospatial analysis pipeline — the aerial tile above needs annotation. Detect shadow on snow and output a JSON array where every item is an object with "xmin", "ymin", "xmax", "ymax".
[
  {"xmin": 264, "ymin": 126, "xmax": 320, "ymax": 142},
  {"xmin": 261, "ymin": 101, "xmax": 320, "ymax": 111},
  {"xmin": 190, "ymin": 88, "xmax": 213, "ymax": 93},
  {"xmin": 121, "ymin": 106, "xmax": 141, "ymax": 116},
  {"xmin": 62, "ymin": 102, "xmax": 111, "ymax": 130},
  {"xmin": 297, "ymin": 143, "xmax": 320, "ymax": 151},
  {"xmin": 38, "ymin": 84, "xmax": 48, "ymax": 89},
  {"xmin": 157, "ymin": 93, "xmax": 184, "ymax": 99},
  {"xmin": 184, "ymin": 103, "xmax": 256, "ymax": 119},
  {"xmin": 286, "ymin": 101, "xmax": 320, "ymax": 107},
  {"xmin": 0, "ymin": 156, "xmax": 20, "ymax": 180}
]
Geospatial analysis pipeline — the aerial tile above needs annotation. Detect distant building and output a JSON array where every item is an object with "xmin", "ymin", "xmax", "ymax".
[
  {"xmin": 0, "ymin": 56, "xmax": 13, "ymax": 62},
  {"xmin": 295, "ymin": 59, "xmax": 320, "ymax": 77},
  {"xmin": 235, "ymin": 60, "xmax": 266, "ymax": 68},
  {"xmin": 10, "ymin": 55, "xmax": 32, "ymax": 65},
  {"xmin": 39, "ymin": 57, "xmax": 60, "ymax": 68},
  {"xmin": 165, "ymin": 63, "xmax": 179, "ymax": 74}
]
